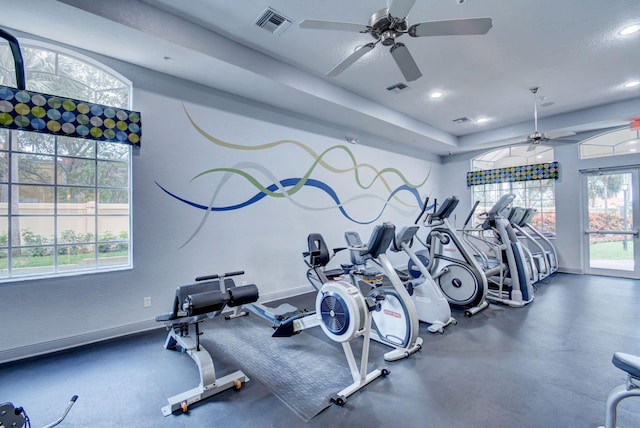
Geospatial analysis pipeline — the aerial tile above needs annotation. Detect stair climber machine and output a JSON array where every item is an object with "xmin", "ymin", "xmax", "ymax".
[
  {"xmin": 510, "ymin": 207, "xmax": 558, "ymax": 278},
  {"xmin": 389, "ymin": 224, "xmax": 457, "ymax": 332},
  {"xmin": 241, "ymin": 236, "xmax": 390, "ymax": 405},
  {"xmin": 461, "ymin": 194, "xmax": 535, "ymax": 307},
  {"xmin": 409, "ymin": 196, "xmax": 490, "ymax": 318}
]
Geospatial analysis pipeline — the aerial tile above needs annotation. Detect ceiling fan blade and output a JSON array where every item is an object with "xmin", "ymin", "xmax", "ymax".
[
  {"xmin": 299, "ymin": 19, "xmax": 368, "ymax": 32},
  {"xmin": 408, "ymin": 17, "xmax": 493, "ymax": 37},
  {"xmin": 388, "ymin": 0, "xmax": 417, "ymax": 19},
  {"xmin": 326, "ymin": 43, "xmax": 375, "ymax": 77},
  {"xmin": 527, "ymin": 143, "xmax": 537, "ymax": 152},
  {"xmin": 545, "ymin": 130, "xmax": 577, "ymax": 140},
  {"xmin": 389, "ymin": 43, "xmax": 422, "ymax": 82}
]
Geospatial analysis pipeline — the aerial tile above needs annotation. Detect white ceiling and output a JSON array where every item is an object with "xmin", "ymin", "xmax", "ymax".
[{"xmin": 1, "ymin": 0, "xmax": 639, "ymax": 158}]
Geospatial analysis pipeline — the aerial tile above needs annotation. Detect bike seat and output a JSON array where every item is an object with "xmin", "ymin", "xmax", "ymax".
[{"xmin": 612, "ymin": 352, "xmax": 640, "ymax": 379}]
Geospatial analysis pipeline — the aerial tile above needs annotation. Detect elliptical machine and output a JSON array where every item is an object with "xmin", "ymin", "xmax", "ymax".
[
  {"xmin": 410, "ymin": 197, "xmax": 489, "ymax": 318},
  {"xmin": 390, "ymin": 224, "xmax": 457, "ymax": 332},
  {"xmin": 462, "ymin": 194, "xmax": 535, "ymax": 307}
]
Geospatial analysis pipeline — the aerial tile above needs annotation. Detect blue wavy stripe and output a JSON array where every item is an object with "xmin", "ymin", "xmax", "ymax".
[{"xmin": 156, "ymin": 178, "xmax": 424, "ymax": 224}]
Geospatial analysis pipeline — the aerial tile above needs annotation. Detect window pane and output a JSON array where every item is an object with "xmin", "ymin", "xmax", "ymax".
[
  {"xmin": 57, "ymin": 137, "xmax": 95, "ymax": 158},
  {"xmin": 11, "ymin": 246, "xmax": 55, "ymax": 277},
  {"xmin": 0, "ymin": 250, "xmax": 7, "ymax": 278},
  {"xmin": 98, "ymin": 160, "xmax": 128, "ymax": 187},
  {"xmin": 58, "ymin": 54, "xmax": 127, "ymax": 93},
  {"xmin": 13, "ymin": 185, "xmax": 55, "ymax": 214},
  {"xmin": 57, "ymin": 216, "xmax": 95, "ymax": 243},
  {"xmin": 58, "ymin": 244, "xmax": 96, "ymax": 273},
  {"xmin": 98, "ymin": 217, "xmax": 129, "ymax": 243},
  {"xmin": 58, "ymin": 157, "xmax": 95, "ymax": 186},
  {"xmin": 0, "ymin": 128, "xmax": 8, "ymax": 150},
  {"xmin": 0, "ymin": 153, "xmax": 7, "ymax": 182},
  {"xmin": 15, "ymin": 153, "xmax": 55, "ymax": 184},
  {"xmin": 0, "ymin": 184, "xmax": 7, "ymax": 212},
  {"xmin": 57, "ymin": 186, "xmax": 96, "ymax": 205},
  {"xmin": 98, "ymin": 142, "xmax": 130, "ymax": 161},
  {"xmin": 0, "ymin": 216, "xmax": 6, "ymax": 248},
  {"xmin": 98, "ymin": 243, "xmax": 129, "ymax": 268},
  {"xmin": 98, "ymin": 189, "xmax": 128, "ymax": 214},
  {"xmin": 13, "ymin": 131, "xmax": 55, "ymax": 154},
  {"xmin": 17, "ymin": 217, "xmax": 54, "ymax": 246}
]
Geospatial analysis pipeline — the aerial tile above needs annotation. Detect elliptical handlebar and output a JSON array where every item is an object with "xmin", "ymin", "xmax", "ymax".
[
  {"xmin": 414, "ymin": 196, "xmax": 430, "ymax": 225},
  {"xmin": 0, "ymin": 29, "xmax": 26, "ymax": 90},
  {"xmin": 463, "ymin": 200, "xmax": 481, "ymax": 228}
]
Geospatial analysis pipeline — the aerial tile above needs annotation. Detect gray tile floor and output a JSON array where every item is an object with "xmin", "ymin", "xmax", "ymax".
[{"xmin": 1, "ymin": 273, "xmax": 639, "ymax": 427}]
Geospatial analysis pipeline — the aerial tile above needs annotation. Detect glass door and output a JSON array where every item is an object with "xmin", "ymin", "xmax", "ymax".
[{"xmin": 583, "ymin": 169, "xmax": 640, "ymax": 278}]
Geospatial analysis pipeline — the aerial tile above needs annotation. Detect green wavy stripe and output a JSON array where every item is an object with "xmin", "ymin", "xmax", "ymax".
[
  {"xmin": 184, "ymin": 106, "xmax": 430, "ymax": 193},
  {"xmin": 193, "ymin": 145, "xmax": 431, "ymax": 200},
  {"xmin": 192, "ymin": 167, "xmax": 292, "ymax": 197}
]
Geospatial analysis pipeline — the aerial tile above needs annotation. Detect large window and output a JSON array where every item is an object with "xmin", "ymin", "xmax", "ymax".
[
  {"xmin": 0, "ymin": 40, "xmax": 132, "ymax": 280},
  {"xmin": 471, "ymin": 145, "xmax": 556, "ymax": 235}
]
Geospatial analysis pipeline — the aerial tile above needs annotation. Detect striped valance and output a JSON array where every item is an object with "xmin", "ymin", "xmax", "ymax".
[
  {"xmin": 467, "ymin": 161, "xmax": 559, "ymax": 186},
  {"xmin": 0, "ymin": 85, "xmax": 141, "ymax": 146}
]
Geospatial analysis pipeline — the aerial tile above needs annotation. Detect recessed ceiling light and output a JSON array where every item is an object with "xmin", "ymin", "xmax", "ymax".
[
  {"xmin": 619, "ymin": 24, "xmax": 640, "ymax": 36},
  {"xmin": 430, "ymin": 91, "xmax": 443, "ymax": 99},
  {"xmin": 476, "ymin": 117, "xmax": 489, "ymax": 124},
  {"xmin": 623, "ymin": 80, "xmax": 640, "ymax": 88}
]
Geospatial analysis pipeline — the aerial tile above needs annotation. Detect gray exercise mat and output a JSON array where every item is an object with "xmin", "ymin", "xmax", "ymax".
[{"xmin": 201, "ymin": 313, "xmax": 367, "ymax": 421}]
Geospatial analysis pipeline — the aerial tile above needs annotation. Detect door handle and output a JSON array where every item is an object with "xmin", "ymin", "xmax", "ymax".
[{"xmin": 586, "ymin": 229, "xmax": 639, "ymax": 236}]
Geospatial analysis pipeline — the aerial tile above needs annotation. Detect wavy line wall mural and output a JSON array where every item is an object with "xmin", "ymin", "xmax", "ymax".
[{"xmin": 157, "ymin": 105, "xmax": 433, "ymax": 246}]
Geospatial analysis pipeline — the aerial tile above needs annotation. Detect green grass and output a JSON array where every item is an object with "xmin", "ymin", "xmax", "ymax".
[
  {"xmin": 589, "ymin": 240, "xmax": 634, "ymax": 260},
  {"xmin": 0, "ymin": 251, "xmax": 129, "ymax": 270}
]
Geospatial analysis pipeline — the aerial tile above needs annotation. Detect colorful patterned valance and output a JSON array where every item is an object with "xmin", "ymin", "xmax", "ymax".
[
  {"xmin": 0, "ymin": 85, "xmax": 141, "ymax": 145},
  {"xmin": 467, "ymin": 161, "xmax": 559, "ymax": 186}
]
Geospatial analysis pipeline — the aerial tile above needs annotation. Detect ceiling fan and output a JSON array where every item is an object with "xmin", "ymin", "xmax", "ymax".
[
  {"xmin": 523, "ymin": 87, "xmax": 576, "ymax": 151},
  {"xmin": 299, "ymin": 0, "xmax": 493, "ymax": 82}
]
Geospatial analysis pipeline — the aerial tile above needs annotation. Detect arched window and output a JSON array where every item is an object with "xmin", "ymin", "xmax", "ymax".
[
  {"xmin": 579, "ymin": 127, "xmax": 640, "ymax": 159},
  {"xmin": 0, "ymin": 39, "xmax": 132, "ymax": 280},
  {"xmin": 470, "ymin": 145, "xmax": 556, "ymax": 234}
]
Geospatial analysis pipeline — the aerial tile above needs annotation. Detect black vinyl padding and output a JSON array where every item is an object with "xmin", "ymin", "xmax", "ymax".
[
  {"xmin": 307, "ymin": 233, "xmax": 330, "ymax": 267},
  {"xmin": 156, "ymin": 281, "xmax": 259, "ymax": 320},
  {"xmin": 228, "ymin": 284, "xmax": 259, "ymax": 307}
]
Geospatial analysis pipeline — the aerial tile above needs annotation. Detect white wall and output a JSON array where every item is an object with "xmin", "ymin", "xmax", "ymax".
[{"xmin": 0, "ymin": 46, "xmax": 441, "ymax": 363}]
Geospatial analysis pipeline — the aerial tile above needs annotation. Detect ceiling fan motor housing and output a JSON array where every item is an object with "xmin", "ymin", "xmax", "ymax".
[{"xmin": 369, "ymin": 8, "xmax": 408, "ymax": 43}]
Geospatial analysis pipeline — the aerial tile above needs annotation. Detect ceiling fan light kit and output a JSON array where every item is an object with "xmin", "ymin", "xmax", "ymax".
[{"xmin": 299, "ymin": 0, "xmax": 492, "ymax": 82}]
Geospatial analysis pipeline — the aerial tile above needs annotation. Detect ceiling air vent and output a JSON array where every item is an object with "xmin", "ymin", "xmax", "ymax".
[
  {"xmin": 386, "ymin": 83, "xmax": 409, "ymax": 93},
  {"xmin": 453, "ymin": 117, "xmax": 471, "ymax": 124},
  {"xmin": 254, "ymin": 8, "xmax": 292, "ymax": 35}
]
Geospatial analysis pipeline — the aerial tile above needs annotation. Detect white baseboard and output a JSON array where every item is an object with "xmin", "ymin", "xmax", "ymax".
[
  {"xmin": 0, "ymin": 319, "xmax": 160, "ymax": 365},
  {"xmin": 557, "ymin": 267, "xmax": 582, "ymax": 275}
]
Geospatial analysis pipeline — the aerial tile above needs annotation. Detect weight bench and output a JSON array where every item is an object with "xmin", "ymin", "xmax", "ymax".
[
  {"xmin": 603, "ymin": 352, "xmax": 640, "ymax": 428},
  {"xmin": 155, "ymin": 272, "xmax": 259, "ymax": 416}
]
